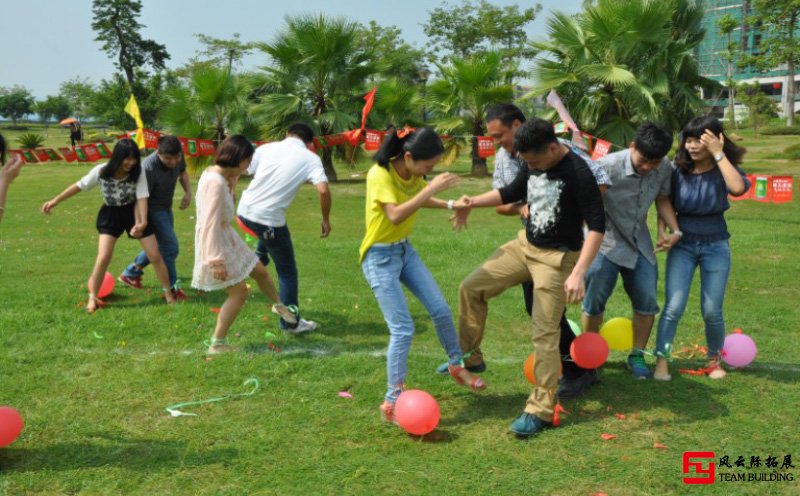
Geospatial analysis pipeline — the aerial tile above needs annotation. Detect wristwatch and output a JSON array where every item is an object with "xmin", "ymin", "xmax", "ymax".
[
  {"xmin": 447, "ymin": 199, "xmax": 455, "ymax": 210},
  {"xmin": 671, "ymin": 229, "xmax": 683, "ymax": 238},
  {"xmin": 713, "ymin": 152, "xmax": 725, "ymax": 162}
]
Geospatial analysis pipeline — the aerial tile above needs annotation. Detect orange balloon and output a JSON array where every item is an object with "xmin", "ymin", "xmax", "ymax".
[{"xmin": 523, "ymin": 353, "xmax": 536, "ymax": 384}]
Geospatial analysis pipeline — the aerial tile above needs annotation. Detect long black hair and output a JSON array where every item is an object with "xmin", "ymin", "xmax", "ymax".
[
  {"xmin": 100, "ymin": 138, "xmax": 142, "ymax": 181},
  {"xmin": 674, "ymin": 116, "xmax": 746, "ymax": 172},
  {"xmin": 0, "ymin": 133, "xmax": 6, "ymax": 165},
  {"xmin": 373, "ymin": 127, "xmax": 444, "ymax": 169},
  {"xmin": 215, "ymin": 135, "xmax": 255, "ymax": 168}
]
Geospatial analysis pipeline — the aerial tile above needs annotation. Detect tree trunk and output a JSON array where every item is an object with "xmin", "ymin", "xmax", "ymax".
[
  {"xmin": 470, "ymin": 136, "xmax": 488, "ymax": 177},
  {"xmin": 322, "ymin": 147, "xmax": 337, "ymax": 182}
]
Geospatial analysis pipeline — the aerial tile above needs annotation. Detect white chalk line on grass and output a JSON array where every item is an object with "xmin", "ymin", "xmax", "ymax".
[{"xmin": 62, "ymin": 345, "xmax": 800, "ymax": 373}]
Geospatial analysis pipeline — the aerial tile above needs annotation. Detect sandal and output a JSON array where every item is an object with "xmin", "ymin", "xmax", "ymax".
[
  {"xmin": 207, "ymin": 338, "xmax": 236, "ymax": 355},
  {"xmin": 85, "ymin": 295, "xmax": 107, "ymax": 314},
  {"xmin": 448, "ymin": 363, "xmax": 487, "ymax": 391},
  {"xmin": 379, "ymin": 401, "xmax": 399, "ymax": 425},
  {"xmin": 271, "ymin": 303, "xmax": 299, "ymax": 325}
]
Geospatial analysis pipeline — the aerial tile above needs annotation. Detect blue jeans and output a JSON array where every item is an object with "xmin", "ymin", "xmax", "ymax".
[
  {"xmin": 238, "ymin": 216, "xmax": 299, "ymax": 329},
  {"xmin": 655, "ymin": 240, "xmax": 731, "ymax": 359},
  {"xmin": 123, "ymin": 209, "xmax": 179, "ymax": 287},
  {"xmin": 583, "ymin": 252, "xmax": 659, "ymax": 316},
  {"xmin": 362, "ymin": 241, "xmax": 463, "ymax": 403}
]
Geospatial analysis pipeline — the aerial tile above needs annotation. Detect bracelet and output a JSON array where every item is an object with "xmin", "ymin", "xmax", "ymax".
[
  {"xmin": 446, "ymin": 199, "xmax": 455, "ymax": 210},
  {"xmin": 713, "ymin": 152, "xmax": 725, "ymax": 162},
  {"xmin": 671, "ymin": 229, "xmax": 683, "ymax": 238}
]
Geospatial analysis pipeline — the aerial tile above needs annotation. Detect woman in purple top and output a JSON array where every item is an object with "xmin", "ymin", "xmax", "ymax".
[{"xmin": 654, "ymin": 116, "xmax": 749, "ymax": 381}]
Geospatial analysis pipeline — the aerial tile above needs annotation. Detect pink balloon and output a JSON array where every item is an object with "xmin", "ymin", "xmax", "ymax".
[
  {"xmin": 722, "ymin": 333, "xmax": 757, "ymax": 368},
  {"xmin": 394, "ymin": 389, "xmax": 440, "ymax": 436},
  {"xmin": 0, "ymin": 406, "xmax": 24, "ymax": 447},
  {"xmin": 90, "ymin": 272, "xmax": 116, "ymax": 299},
  {"xmin": 570, "ymin": 332, "xmax": 609, "ymax": 369}
]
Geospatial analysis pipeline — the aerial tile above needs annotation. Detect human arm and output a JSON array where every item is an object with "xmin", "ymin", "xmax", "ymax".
[
  {"xmin": 701, "ymin": 130, "xmax": 746, "ymax": 195},
  {"xmin": 0, "ymin": 155, "xmax": 23, "ymax": 222},
  {"xmin": 41, "ymin": 184, "xmax": 81, "ymax": 214},
  {"xmin": 316, "ymin": 181, "xmax": 332, "ymax": 238},
  {"xmin": 564, "ymin": 230, "xmax": 603, "ymax": 303},
  {"xmin": 179, "ymin": 170, "xmax": 192, "ymax": 210},
  {"xmin": 654, "ymin": 195, "xmax": 681, "ymax": 252},
  {"xmin": 382, "ymin": 172, "xmax": 459, "ymax": 225}
]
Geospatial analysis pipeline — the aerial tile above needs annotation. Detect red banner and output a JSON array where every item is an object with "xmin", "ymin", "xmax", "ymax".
[
  {"xmin": 752, "ymin": 175, "xmax": 771, "ymax": 202},
  {"xmin": 477, "ymin": 136, "xmax": 495, "ymax": 158},
  {"xmin": 33, "ymin": 149, "xmax": 51, "ymax": 162},
  {"xmin": 58, "ymin": 147, "xmax": 79, "ymax": 162},
  {"xmin": 7, "ymin": 149, "xmax": 33, "ymax": 163},
  {"xmin": 95, "ymin": 142, "xmax": 111, "ymax": 158},
  {"xmin": 74, "ymin": 147, "xmax": 88, "ymax": 162},
  {"xmin": 81, "ymin": 144, "xmax": 101, "ymax": 162},
  {"xmin": 770, "ymin": 176, "xmax": 793, "ymax": 203},
  {"xmin": 591, "ymin": 139, "xmax": 612, "ymax": 160},
  {"xmin": 42, "ymin": 148, "xmax": 61, "ymax": 161},
  {"xmin": 198, "ymin": 139, "xmax": 215, "ymax": 156},
  {"xmin": 364, "ymin": 130, "xmax": 385, "ymax": 151}
]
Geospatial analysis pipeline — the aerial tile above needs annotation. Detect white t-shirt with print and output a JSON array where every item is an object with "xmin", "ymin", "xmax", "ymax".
[
  {"xmin": 237, "ymin": 137, "xmax": 328, "ymax": 227},
  {"xmin": 76, "ymin": 162, "xmax": 149, "ymax": 206}
]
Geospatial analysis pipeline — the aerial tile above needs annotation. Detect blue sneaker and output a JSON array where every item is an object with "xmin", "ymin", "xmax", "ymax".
[
  {"xmin": 510, "ymin": 412, "xmax": 552, "ymax": 438},
  {"xmin": 627, "ymin": 354, "xmax": 651, "ymax": 380},
  {"xmin": 435, "ymin": 361, "xmax": 486, "ymax": 375}
]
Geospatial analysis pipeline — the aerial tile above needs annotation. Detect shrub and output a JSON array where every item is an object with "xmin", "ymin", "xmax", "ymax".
[
  {"xmin": 783, "ymin": 143, "xmax": 800, "ymax": 160},
  {"xmin": 760, "ymin": 126, "xmax": 800, "ymax": 135},
  {"xmin": 84, "ymin": 132, "xmax": 117, "ymax": 143},
  {"xmin": 16, "ymin": 133, "xmax": 46, "ymax": 149}
]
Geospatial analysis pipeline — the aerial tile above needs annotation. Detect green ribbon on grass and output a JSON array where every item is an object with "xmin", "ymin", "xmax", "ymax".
[{"xmin": 164, "ymin": 377, "xmax": 261, "ymax": 417}]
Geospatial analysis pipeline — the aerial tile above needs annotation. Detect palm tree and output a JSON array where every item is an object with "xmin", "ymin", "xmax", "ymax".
[
  {"xmin": 160, "ymin": 66, "xmax": 253, "ymax": 146},
  {"xmin": 249, "ymin": 14, "xmax": 378, "ymax": 181},
  {"xmin": 529, "ymin": 0, "xmax": 717, "ymax": 146},
  {"xmin": 426, "ymin": 52, "xmax": 515, "ymax": 177}
]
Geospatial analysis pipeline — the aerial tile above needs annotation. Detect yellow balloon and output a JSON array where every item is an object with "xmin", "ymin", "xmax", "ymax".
[{"xmin": 600, "ymin": 317, "xmax": 634, "ymax": 351}]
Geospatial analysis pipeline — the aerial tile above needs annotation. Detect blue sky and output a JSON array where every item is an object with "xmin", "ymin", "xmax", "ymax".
[{"xmin": 3, "ymin": 0, "xmax": 583, "ymax": 98}]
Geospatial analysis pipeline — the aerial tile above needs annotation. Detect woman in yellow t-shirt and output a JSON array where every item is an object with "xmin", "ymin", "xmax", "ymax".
[{"xmin": 359, "ymin": 127, "xmax": 486, "ymax": 424}]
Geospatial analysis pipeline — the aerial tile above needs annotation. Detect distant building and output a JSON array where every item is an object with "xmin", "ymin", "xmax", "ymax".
[{"xmin": 696, "ymin": 0, "xmax": 799, "ymax": 118}]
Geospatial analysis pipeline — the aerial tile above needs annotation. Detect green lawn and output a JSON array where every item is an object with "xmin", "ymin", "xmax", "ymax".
[{"xmin": 0, "ymin": 133, "xmax": 798, "ymax": 495}]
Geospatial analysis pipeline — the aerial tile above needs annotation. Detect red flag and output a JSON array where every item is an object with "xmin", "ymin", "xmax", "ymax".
[
  {"xmin": 361, "ymin": 86, "xmax": 377, "ymax": 130},
  {"xmin": 770, "ymin": 176, "xmax": 793, "ymax": 203},
  {"xmin": 364, "ymin": 130, "xmax": 385, "ymax": 151},
  {"xmin": 82, "ymin": 144, "xmax": 102, "ymax": 162},
  {"xmin": 198, "ymin": 139, "xmax": 216, "ymax": 156},
  {"xmin": 58, "ymin": 147, "xmax": 78, "ymax": 162},
  {"xmin": 341, "ymin": 129, "xmax": 362, "ymax": 147},
  {"xmin": 476, "ymin": 136, "xmax": 495, "ymax": 158},
  {"xmin": 591, "ymin": 139, "xmax": 612, "ymax": 160},
  {"xmin": 33, "ymin": 149, "xmax": 51, "ymax": 162}
]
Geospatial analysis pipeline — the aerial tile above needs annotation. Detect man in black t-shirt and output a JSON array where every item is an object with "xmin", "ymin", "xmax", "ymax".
[{"xmin": 453, "ymin": 118, "xmax": 605, "ymax": 438}]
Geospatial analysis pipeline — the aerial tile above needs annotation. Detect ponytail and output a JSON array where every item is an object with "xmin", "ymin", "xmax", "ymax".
[{"xmin": 373, "ymin": 127, "xmax": 444, "ymax": 169}]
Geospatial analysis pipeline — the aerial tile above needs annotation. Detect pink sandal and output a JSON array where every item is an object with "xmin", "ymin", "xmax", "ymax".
[{"xmin": 448, "ymin": 363, "xmax": 487, "ymax": 391}]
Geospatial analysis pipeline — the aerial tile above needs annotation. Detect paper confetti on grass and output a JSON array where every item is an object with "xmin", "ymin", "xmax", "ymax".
[{"xmin": 601, "ymin": 433, "xmax": 617, "ymax": 441}]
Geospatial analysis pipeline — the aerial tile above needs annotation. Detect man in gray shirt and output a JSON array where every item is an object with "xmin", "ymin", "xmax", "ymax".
[
  {"xmin": 582, "ymin": 123, "xmax": 682, "ymax": 379},
  {"xmin": 119, "ymin": 135, "xmax": 192, "ymax": 300}
]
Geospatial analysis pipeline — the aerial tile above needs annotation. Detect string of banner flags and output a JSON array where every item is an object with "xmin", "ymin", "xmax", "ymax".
[{"xmin": 5, "ymin": 88, "xmax": 796, "ymax": 203}]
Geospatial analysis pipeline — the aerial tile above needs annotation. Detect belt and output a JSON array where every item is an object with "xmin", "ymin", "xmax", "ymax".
[{"xmin": 371, "ymin": 237, "xmax": 409, "ymax": 247}]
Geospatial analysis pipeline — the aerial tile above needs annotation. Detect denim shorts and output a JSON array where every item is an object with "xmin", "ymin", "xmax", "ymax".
[{"xmin": 583, "ymin": 252, "xmax": 659, "ymax": 316}]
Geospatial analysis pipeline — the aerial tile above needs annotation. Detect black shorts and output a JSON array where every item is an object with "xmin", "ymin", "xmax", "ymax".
[{"xmin": 96, "ymin": 204, "xmax": 155, "ymax": 239}]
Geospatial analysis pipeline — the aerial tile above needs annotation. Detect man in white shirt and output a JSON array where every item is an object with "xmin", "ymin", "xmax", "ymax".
[{"xmin": 237, "ymin": 123, "xmax": 332, "ymax": 333}]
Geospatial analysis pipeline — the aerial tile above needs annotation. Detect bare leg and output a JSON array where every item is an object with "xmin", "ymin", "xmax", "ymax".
[
  {"xmin": 632, "ymin": 312, "xmax": 655, "ymax": 350},
  {"xmin": 87, "ymin": 234, "xmax": 118, "ymax": 312},
  {"xmin": 213, "ymin": 281, "xmax": 249, "ymax": 341},
  {"xmin": 139, "ymin": 234, "xmax": 175, "ymax": 303},
  {"xmin": 582, "ymin": 312, "xmax": 604, "ymax": 334},
  {"xmin": 249, "ymin": 260, "xmax": 280, "ymax": 303}
]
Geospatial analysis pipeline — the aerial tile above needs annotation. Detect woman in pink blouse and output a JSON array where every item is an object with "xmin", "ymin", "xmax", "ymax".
[{"xmin": 192, "ymin": 135, "xmax": 298, "ymax": 354}]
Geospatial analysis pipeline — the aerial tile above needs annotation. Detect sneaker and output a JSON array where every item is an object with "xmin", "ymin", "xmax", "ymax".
[
  {"xmin": 557, "ymin": 369, "xmax": 599, "ymax": 400},
  {"xmin": 172, "ymin": 288, "xmax": 187, "ymax": 301},
  {"xmin": 118, "ymin": 274, "xmax": 143, "ymax": 289},
  {"xmin": 627, "ymin": 354, "xmax": 651, "ymax": 380},
  {"xmin": 510, "ymin": 412, "xmax": 553, "ymax": 438},
  {"xmin": 706, "ymin": 357, "xmax": 727, "ymax": 380},
  {"xmin": 283, "ymin": 318, "xmax": 318, "ymax": 335},
  {"xmin": 435, "ymin": 361, "xmax": 486, "ymax": 375}
]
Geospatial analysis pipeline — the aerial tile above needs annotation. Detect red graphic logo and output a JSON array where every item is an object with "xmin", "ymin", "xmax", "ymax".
[{"xmin": 683, "ymin": 451, "xmax": 716, "ymax": 484}]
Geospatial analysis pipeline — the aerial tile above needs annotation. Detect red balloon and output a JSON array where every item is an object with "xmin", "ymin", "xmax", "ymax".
[
  {"xmin": 90, "ymin": 272, "xmax": 116, "ymax": 299},
  {"xmin": 0, "ymin": 406, "xmax": 24, "ymax": 447},
  {"xmin": 570, "ymin": 332, "xmax": 609, "ymax": 369},
  {"xmin": 393, "ymin": 390, "xmax": 440, "ymax": 436}
]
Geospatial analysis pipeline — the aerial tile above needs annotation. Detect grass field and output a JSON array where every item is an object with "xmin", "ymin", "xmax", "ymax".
[{"xmin": 0, "ymin": 127, "xmax": 798, "ymax": 495}]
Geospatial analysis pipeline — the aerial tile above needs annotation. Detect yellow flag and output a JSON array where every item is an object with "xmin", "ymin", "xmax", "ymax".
[{"xmin": 124, "ymin": 94, "xmax": 146, "ymax": 149}]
